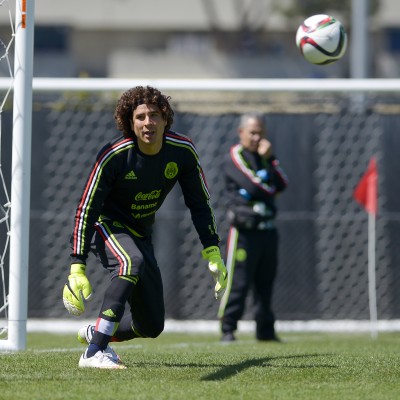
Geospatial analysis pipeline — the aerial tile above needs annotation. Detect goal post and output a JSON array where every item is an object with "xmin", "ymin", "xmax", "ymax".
[
  {"xmin": 22, "ymin": 77, "xmax": 400, "ymax": 93},
  {"xmin": 0, "ymin": 0, "xmax": 34, "ymax": 351}
]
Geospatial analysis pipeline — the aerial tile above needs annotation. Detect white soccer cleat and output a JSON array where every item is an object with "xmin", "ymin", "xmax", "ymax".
[
  {"xmin": 77, "ymin": 324, "xmax": 123, "ymax": 365},
  {"xmin": 78, "ymin": 349, "xmax": 127, "ymax": 369},
  {"xmin": 77, "ymin": 324, "xmax": 95, "ymax": 344}
]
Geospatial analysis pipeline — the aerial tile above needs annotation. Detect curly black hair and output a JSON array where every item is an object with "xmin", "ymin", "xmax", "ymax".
[{"xmin": 114, "ymin": 86, "xmax": 174, "ymax": 138}]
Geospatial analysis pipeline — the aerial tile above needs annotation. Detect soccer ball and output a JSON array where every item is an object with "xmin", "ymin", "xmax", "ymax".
[{"xmin": 296, "ymin": 14, "xmax": 347, "ymax": 65}]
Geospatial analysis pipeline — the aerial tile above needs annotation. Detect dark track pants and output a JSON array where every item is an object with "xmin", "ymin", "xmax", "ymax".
[
  {"xmin": 91, "ymin": 219, "xmax": 165, "ymax": 342},
  {"xmin": 219, "ymin": 226, "xmax": 278, "ymax": 339}
]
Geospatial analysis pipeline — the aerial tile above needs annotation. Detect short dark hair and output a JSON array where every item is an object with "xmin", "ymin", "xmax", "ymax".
[
  {"xmin": 239, "ymin": 112, "xmax": 264, "ymax": 129},
  {"xmin": 114, "ymin": 86, "xmax": 174, "ymax": 138}
]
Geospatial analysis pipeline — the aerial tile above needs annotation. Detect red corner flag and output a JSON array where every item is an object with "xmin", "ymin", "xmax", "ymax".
[{"xmin": 353, "ymin": 157, "xmax": 378, "ymax": 215}]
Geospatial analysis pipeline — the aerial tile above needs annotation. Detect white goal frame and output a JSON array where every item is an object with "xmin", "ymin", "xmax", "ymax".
[
  {"xmin": 2, "ymin": 75, "xmax": 400, "ymax": 350},
  {"xmin": 7, "ymin": 77, "xmax": 400, "ymax": 93},
  {"xmin": 0, "ymin": 0, "xmax": 34, "ymax": 351}
]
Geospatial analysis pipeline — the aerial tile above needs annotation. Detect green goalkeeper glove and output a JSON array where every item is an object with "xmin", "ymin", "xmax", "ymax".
[
  {"xmin": 202, "ymin": 246, "xmax": 228, "ymax": 300},
  {"xmin": 62, "ymin": 263, "xmax": 93, "ymax": 316}
]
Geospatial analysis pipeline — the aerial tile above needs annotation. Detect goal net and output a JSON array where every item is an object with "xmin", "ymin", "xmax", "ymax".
[
  {"xmin": 15, "ymin": 78, "xmax": 400, "ymax": 322},
  {"xmin": 2, "ymin": 76, "xmax": 400, "ymax": 344}
]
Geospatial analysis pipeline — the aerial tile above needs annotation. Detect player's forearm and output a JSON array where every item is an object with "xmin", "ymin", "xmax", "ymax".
[{"xmin": 190, "ymin": 206, "xmax": 220, "ymax": 248}]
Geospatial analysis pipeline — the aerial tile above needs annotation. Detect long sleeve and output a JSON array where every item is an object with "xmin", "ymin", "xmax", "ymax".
[
  {"xmin": 70, "ymin": 138, "xmax": 135, "ymax": 263},
  {"xmin": 167, "ymin": 132, "xmax": 220, "ymax": 248}
]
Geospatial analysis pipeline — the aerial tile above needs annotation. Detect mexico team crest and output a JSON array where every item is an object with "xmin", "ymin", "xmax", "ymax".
[{"xmin": 164, "ymin": 162, "xmax": 178, "ymax": 179}]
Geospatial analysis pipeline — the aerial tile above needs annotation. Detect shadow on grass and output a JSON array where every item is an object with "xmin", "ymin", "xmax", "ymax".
[
  {"xmin": 201, "ymin": 353, "xmax": 336, "ymax": 381},
  {"xmin": 128, "ymin": 353, "xmax": 336, "ymax": 381}
]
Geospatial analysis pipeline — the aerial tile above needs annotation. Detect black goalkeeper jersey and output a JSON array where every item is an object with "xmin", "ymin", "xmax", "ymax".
[{"xmin": 71, "ymin": 130, "xmax": 220, "ymax": 264}]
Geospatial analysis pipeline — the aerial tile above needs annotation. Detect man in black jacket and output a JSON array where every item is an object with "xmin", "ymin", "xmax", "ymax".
[
  {"xmin": 219, "ymin": 112, "xmax": 288, "ymax": 342},
  {"xmin": 62, "ymin": 86, "xmax": 227, "ymax": 368}
]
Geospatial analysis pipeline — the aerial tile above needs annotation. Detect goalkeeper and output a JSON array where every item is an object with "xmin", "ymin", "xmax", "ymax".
[{"xmin": 62, "ymin": 85, "xmax": 227, "ymax": 369}]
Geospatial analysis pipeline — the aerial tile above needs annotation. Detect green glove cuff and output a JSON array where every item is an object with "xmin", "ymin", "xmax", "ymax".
[
  {"xmin": 202, "ymin": 246, "xmax": 221, "ymax": 260},
  {"xmin": 70, "ymin": 263, "xmax": 86, "ymax": 274}
]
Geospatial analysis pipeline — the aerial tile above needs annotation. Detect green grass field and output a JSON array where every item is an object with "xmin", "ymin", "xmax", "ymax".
[{"xmin": 1, "ymin": 331, "xmax": 399, "ymax": 400}]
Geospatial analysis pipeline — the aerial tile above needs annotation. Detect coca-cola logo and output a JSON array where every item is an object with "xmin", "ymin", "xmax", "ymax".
[{"xmin": 135, "ymin": 190, "xmax": 161, "ymax": 201}]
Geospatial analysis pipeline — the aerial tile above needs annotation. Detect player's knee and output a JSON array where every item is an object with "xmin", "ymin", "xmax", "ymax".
[
  {"xmin": 140, "ymin": 318, "xmax": 164, "ymax": 338},
  {"xmin": 148, "ymin": 326, "xmax": 164, "ymax": 339},
  {"xmin": 147, "ymin": 321, "xmax": 164, "ymax": 338}
]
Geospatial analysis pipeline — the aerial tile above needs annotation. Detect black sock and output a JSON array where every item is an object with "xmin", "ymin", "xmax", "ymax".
[{"xmin": 86, "ymin": 343, "xmax": 102, "ymax": 358}]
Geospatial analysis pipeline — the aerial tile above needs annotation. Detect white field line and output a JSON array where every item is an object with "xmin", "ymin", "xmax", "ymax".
[
  {"xmin": 2, "ymin": 319, "xmax": 399, "ymax": 354},
  {"xmin": 28, "ymin": 339, "xmax": 259, "ymax": 354},
  {"xmin": 26, "ymin": 319, "xmax": 400, "ymax": 334}
]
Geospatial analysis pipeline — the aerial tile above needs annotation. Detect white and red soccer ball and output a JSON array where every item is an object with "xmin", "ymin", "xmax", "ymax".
[{"xmin": 296, "ymin": 14, "xmax": 347, "ymax": 65}]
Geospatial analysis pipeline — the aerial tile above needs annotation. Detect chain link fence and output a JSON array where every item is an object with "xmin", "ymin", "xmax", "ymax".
[{"xmin": 1, "ymin": 88, "xmax": 400, "ymax": 322}]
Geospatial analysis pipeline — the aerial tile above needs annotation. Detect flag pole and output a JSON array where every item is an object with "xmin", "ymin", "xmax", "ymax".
[
  {"xmin": 368, "ymin": 211, "xmax": 378, "ymax": 339},
  {"xmin": 353, "ymin": 156, "xmax": 378, "ymax": 339}
]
